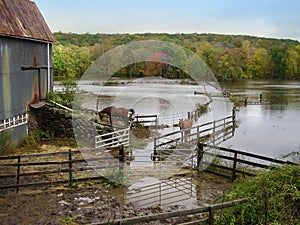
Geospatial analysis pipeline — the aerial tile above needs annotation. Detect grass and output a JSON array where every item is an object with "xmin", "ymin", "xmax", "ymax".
[
  {"xmin": 0, "ymin": 130, "xmax": 13, "ymax": 155},
  {"xmin": 103, "ymin": 169, "xmax": 126, "ymax": 188},
  {"xmin": 58, "ymin": 215, "xmax": 79, "ymax": 225}
]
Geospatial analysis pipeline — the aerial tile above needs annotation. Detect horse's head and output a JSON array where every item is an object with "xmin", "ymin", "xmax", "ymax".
[
  {"xmin": 128, "ymin": 108, "xmax": 135, "ymax": 120},
  {"xmin": 93, "ymin": 111, "xmax": 101, "ymax": 123},
  {"xmin": 128, "ymin": 108, "xmax": 135, "ymax": 115}
]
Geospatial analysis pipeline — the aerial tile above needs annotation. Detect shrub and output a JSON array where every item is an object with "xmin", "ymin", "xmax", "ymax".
[
  {"xmin": 216, "ymin": 164, "xmax": 300, "ymax": 225},
  {"xmin": 47, "ymin": 78, "xmax": 81, "ymax": 109}
]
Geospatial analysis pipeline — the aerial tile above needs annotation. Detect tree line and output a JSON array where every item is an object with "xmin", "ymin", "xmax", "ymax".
[{"xmin": 52, "ymin": 32, "xmax": 300, "ymax": 81}]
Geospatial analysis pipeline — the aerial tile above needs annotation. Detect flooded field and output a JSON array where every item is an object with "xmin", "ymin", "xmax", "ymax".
[{"xmin": 221, "ymin": 79, "xmax": 300, "ymax": 159}]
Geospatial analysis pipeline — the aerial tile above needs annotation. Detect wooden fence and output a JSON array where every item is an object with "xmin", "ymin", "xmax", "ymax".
[
  {"xmin": 133, "ymin": 114, "xmax": 158, "ymax": 127},
  {"xmin": 197, "ymin": 143, "xmax": 298, "ymax": 182},
  {"xmin": 91, "ymin": 198, "xmax": 247, "ymax": 225},
  {"xmin": 0, "ymin": 148, "xmax": 123, "ymax": 193}
]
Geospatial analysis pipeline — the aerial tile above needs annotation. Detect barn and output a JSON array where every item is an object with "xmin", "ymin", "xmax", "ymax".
[{"xmin": 0, "ymin": 0, "xmax": 55, "ymax": 146}]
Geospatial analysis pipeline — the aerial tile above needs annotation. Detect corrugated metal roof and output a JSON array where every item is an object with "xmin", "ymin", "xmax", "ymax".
[{"xmin": 0, "ymin": 0, "xmax": 55, "ymax": 42}]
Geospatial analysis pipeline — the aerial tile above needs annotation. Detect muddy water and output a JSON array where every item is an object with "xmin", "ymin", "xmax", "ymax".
[
  {"xmin": 69, "ymin": 77, "xmax": 232, "ymax": 213},
  {"xmin": 52, "ymin": 78, "xmax": 299, "ymax": 220},
  {"xmin": 221, "ymin": 79, "xmax": 300, "ymax": 159},
  {"xmin": 70, "ymin": 78, "xmax": 300, "ymax": 158}
]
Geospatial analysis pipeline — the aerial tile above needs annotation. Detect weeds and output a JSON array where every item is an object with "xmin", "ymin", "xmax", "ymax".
[
  {"xmin": 103, "ymin": 169, "xmax": 126, "ymax": 188},
  {"xmin": 47, "ymin": 78, "xmax": 81, "ymax": 109},
  {"xmin": 230, "ymin": 96, "xmax": 244, "ymax": 107},
  {"xmin": 195, "ymin": 103, "xmax": 209, "ymax": 116},
  {"xmin": 216, "ymin": 164, "xmax": 300, "ymax": 225},
  {"xmin": 0, "ymin": 130, "xmax": 13, "ymax": 155},
  {"xmin": 58, "ymin": 215, "xmax": 78, "ymax": 225}
]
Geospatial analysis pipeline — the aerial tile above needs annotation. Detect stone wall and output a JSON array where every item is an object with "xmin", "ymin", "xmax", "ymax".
[{"xmin": 28, "ymin": 104, "xmax": 96, "ymax": 147}]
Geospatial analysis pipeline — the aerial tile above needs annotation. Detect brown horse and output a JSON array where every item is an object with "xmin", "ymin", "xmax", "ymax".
[
  {"xmin": 98, "ymin": 106, "xmax": 135, "ymax": 126},
  {"xmin": 179, "ymin": 119, "xmax": 192, "ymax": 138}
]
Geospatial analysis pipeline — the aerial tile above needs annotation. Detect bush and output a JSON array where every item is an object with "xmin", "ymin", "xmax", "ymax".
[
  {"xmin": 195, "ymin": 103, "xmax": 209, "ymax": 116},
  {"xmin": 216, "ymin": 165, "xmax": 300, "ymax": 225},
  {"xmin": 47, "ymin": 78, "xmax": 81, "ymax": 109}
]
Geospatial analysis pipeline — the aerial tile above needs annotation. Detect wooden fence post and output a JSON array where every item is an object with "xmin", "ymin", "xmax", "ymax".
[
  {"xmin": 68, "ymin": 149, "xmax": 73, "ymax": 186},
  {"xmin": 213, "ymin": 120, "xmax": 216, "ymax": 144},
  {"xmin": 232, "ymin": 108, "xmax": 236, "ymax": 126},
  {"xmin": 232, "ymin": 152, "xmax": 238, "ymax": 182},
  {"xmin": 244, "ymin": 97, "xmax": 248, "ymax": 106},
  {"xmin": 187, "ymin": 112, "xmax": 191, "ymax": 120},
  {"xmin": 16, "ymin": 155, "xmax": 21, "ymax": 193},
  {"xmin": 119, "ymin": 145, "xmax": 125, "ymax": 170},
  {"xmin": 153, "ymin": 137, "xmax": 158, "ymax": 161},
  {"xmin": 209, "ymin": 206, "xmax": 215, "ymax": 225},
  {"xmin": 197, "ymin": 143, "xmax": 204, "ymax": 169}
]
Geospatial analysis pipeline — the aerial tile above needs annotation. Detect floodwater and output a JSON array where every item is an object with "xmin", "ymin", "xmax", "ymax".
[
  {"xmin": 54, "ymin": 77, "xmax": 300, "ymax": 210},
  {"xmin": 69, "ymin": 77, "xmax": 300, "ymax": 159},
  {"xmin": 77, "ymin": 77, "xmax": 229, "ymax": 124},
  {"xmin": 221, "ymin": 79, "xmax": 300, "ymax": 159}
]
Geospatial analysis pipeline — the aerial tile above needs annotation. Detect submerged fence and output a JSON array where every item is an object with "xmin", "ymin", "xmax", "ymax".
[{"xmin": 197, "ymin": 143, "xmax": 298, "ymax": 182}]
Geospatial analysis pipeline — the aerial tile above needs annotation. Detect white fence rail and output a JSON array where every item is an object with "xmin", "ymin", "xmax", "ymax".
[
  {"xmin": 95, "ymin": 127, "xmax": 130, "ymax": 149},
  {"xmin": 0, "ymin": 113, "xmax": 28, "ymax": 132}
]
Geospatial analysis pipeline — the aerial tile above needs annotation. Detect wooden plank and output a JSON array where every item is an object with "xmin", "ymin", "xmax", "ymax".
[
  {"xmin": 204, "ymin": 169, "xmax": 232, "ymax": 180},
  {"xmin": 135, "ymin": 114, "xmax": 157, "ymax": 118},
  {"xmin": 0, "ymin": 174, "xmax": 16, "ymax": 179},
  {"xmin": 0, "ymin": 155, "xmax": 19, "ymax": 160},
  {"xmin": 20, "ymin": 151, "xmax": 69, "ymax": 158},
  {"xmin": 203, "ymin": 143, "xmax": 294, "ymax": 165},
  {"xmin": 0, "ymin": 175, "xmax": 106, "ymax": 190},
  {"xmin": 90, "ymin": 199, "xmax": 246, "ymax": 225}
]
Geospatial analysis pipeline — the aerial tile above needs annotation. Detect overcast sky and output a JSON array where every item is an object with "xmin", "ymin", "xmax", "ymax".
[{"xmin": 35, "ymin": 0, "xmax": 300, "ymax": 41}]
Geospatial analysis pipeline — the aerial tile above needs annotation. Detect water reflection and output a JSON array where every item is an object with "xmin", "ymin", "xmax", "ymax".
[
  {"xmin": 125, "ymin": 173, "xmax": 230, "ymax": 210},
  {"xmin": 221, "ymin": 79, "xmax": 300, "ymax": 158},
  {"xmin": 126, "ymin": 177, "xmax": 198, "ymax": 209}
]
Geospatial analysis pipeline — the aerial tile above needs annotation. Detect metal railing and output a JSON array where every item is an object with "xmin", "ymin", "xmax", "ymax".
[
  {"xmin": 154, "ymin": 110, "xmax": 236, "ymax": 151},
  {"xmin": 95, "ymin": 127, "xmax": 130, "ymax": 149}
]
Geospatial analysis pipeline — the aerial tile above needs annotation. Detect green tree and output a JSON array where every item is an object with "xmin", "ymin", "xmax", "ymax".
[
  {"xmin": 52, "ymin": 45, "xmax": 91, "ymax": 79},
  {"xmin": 246, "ymin": 48, "xmax": 270, "ymax": 78},
  {"xmin": 270, "ymin": 47, "xmax": 289, "ymax": 79},
  {"xmin": 217, "ymin": 50, "xmax": 236, "ymax": 80},
  {"xmin": 196, "ymin": 41, "xmax": 219, "ymax": 75}
]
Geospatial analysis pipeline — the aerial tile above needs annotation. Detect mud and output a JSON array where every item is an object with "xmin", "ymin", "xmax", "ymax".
[
  {"xmin": 0, "ymin": 172, "xmax": 230, "ymax": 225},
  {"xmin": 0, "ymin": 139, "xmax": 231, "ymax": 225}
]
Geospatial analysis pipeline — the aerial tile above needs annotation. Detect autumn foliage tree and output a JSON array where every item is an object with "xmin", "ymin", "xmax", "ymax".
[{"xmin": 52, "ymin": 32, "xmax": 300, "ymax": 80}]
